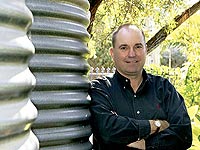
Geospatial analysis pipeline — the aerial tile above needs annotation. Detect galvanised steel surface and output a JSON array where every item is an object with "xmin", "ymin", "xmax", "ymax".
[
  {"xmin": 0, "ymin": 1, "xmax": 39, "ymax": 149},
  {"xmin": 26, "ymin": 0, "xmax": 92, "ymax": 149}
]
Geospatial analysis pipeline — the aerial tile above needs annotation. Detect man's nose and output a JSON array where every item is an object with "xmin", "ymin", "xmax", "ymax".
[{"xmin": 128, "ymin": 48, "xmax": 136, "ymax": 57}]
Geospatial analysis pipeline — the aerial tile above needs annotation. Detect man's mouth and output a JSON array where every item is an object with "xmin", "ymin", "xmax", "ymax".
[{"xmin": 126, "ymin": 60, "xmax": 138, "ymax": 63}]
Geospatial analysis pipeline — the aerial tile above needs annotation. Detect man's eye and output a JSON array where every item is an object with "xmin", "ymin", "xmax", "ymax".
[
  {"xmin": 120, "ymin": 46, "xmax": 127, "ymax": 50},
  {"xmin": 135, "ymin": 45, "xmax": 143, "ymax": 49}
]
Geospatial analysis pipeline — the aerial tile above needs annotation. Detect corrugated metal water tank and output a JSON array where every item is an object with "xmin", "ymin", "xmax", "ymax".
[
  {"xmin": 0, "ymin": 1, "xmax": 39, "ymax": 149},
  {"xmin": 26, "ymin": 0, "xmax": 92, "ymax": 149}
]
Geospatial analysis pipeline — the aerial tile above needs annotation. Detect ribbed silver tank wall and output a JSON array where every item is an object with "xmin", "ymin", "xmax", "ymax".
[
  {"xmin": 0, "ymin": 1, "xmax": 39, "ymax": 150},
  {"xmin": 26, "ymin": 0, "xmax": 92, "ymax": 149}
]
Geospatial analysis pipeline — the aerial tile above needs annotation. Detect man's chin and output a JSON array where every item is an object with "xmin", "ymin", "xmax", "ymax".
[{"xmin": 124, "ymin": 70, "xmax": 140, "ymax": 76}]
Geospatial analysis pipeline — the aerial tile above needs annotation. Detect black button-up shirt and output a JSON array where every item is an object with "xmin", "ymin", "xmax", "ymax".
[{"xmin": 89, "ymin": 70, "xmax": 192, "ymax": 150}]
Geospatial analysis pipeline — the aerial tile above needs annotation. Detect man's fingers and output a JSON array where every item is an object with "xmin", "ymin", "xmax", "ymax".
[
  {"xmin": 159, "ymin": 120, "xmax": 169, "ymax": 132},
  {"xmin": 127, "ymin": 139, "xmax": 145, "ymax": 149}
]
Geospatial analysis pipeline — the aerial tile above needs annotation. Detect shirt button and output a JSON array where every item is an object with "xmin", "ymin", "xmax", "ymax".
[
  {"xmin": 125, "ymin": 79, "xmax": 128, "ymax": 82},
  {"xmin": 137, "ymin": 110, "xmax": 140, "ymax": 114},
  {"xmin": 134, "ymin": 95, "xmax": 136, "ymax": 97},
  {"xmin": 123, "ymin": 86, "xmax": 126, "ymax": 89}
]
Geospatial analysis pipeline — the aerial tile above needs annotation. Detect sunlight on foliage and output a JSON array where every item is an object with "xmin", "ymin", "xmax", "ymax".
[
  {"xmin": 187, "ymin": 105, "xmax": 200, "ymax": 150},
  {"xmin": 163, "ymin": 12, "xmax": 200, "ymax": 107}
]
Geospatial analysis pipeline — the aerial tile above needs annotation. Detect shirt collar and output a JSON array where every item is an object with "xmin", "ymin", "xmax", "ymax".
[{"xmin": 114, "ymin": 69, "xmax": 149, "ymax": 91}]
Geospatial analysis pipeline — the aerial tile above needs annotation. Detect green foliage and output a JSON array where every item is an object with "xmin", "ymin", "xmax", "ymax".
[
  {"xmin": 162, "ymin": 12, "xmax": 200, "ymax": 107},
  {"xmin": 182, "ymin": 61, "xmax": 200, "ymax": 106},
  {"xmin": 144, "ymin": 64, "xmax": 182, "ymax": 85},
  {"xmin": 187, "ymin": 105, "xmax": 200, "ymax": 150}
]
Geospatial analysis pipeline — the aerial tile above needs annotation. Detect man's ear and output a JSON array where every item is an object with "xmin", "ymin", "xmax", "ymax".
[
  {"xmin": 110, "ymin": 47, "xmax": 114, "ymax": 58},
  {"xmin": 145, "ymin": 44, "xmax": 148, "ymax": 54}
]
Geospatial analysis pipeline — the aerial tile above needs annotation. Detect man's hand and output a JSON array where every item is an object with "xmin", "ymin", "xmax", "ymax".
[
  {"xmin": 127, "ymin": 139, "xmax": 145, "ymax": 149},
  {"xmin": 149, "ymin": 120, "xmax": 169, "ymax": 135}
]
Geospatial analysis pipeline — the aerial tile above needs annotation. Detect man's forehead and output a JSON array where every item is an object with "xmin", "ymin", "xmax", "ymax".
[
  {"xmin": 116, "ymin": 27, "xmax": 145, "ymax": 42},
  {"xmin": 119, "ymin": 26, "xmax": 141, "ymax": 33},
  {"xmin": 117, "ymin": 29, "xmax": 143, "ymax": 40}
]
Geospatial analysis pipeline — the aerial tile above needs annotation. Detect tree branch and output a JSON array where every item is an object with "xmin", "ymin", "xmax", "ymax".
[{"xmin": 146, "ymin": 1, "xmax": 200, "ymax": 53}]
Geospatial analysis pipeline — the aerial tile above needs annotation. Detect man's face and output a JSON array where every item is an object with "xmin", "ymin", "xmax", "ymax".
[{"xmin": 110, "ymin": 27, "xmax": 147, "ymax": 78}]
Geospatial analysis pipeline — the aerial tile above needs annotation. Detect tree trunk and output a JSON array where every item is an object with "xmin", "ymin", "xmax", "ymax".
[{"xmin": 88, "ymin": 0, "xmax": 103, "ymax": 34}]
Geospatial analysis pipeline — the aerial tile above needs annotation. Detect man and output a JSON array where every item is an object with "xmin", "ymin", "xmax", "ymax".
[{"xmin": 89, "ymin": 24, "xmax": 192, "ymax": 150}]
